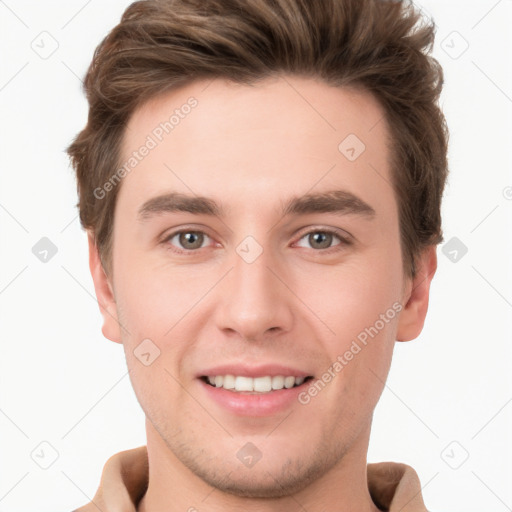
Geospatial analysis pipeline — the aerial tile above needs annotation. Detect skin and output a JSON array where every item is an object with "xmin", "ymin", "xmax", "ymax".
[{"xmin": 88, "ymin": 75, "xmax": 437, "ymax": 511}]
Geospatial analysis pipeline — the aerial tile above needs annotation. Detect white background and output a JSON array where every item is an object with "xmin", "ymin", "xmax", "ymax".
[{"xmin": 0, "ymin": 1, "xmax": 511, "ymax": 511}]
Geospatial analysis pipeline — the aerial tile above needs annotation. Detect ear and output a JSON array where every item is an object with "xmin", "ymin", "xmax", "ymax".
[
  {"xmin": 396, "ymin": 245, "xmax": 437, "ymax": 342},
  {"xmin": 87, "ymin": 231, "xmax": 123, "ymax": 344}
]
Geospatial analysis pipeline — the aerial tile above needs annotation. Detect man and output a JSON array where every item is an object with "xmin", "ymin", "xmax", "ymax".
[{"xmin": 68, "ymin": 0, "xmax": 448, "ymax": 510}]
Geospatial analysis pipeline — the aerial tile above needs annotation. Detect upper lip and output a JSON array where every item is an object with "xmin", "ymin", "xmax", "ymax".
[{"xmin": 197, "ymin": 364, "xmax": 313, "ymax": 379}]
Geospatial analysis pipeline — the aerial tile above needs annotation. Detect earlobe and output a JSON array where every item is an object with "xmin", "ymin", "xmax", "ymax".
[
  {"xmin": 396, "ymin": 246, "xmax": 437, "ymax": 342},
  {"xmin": 87, "ymin": 231, "xmax": 123, "ymax": 344}
]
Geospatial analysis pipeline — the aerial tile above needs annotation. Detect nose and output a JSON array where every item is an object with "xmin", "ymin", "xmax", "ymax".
[{"xmin": 213, "ymin": 243, "xmax": 294, "ymax": 342}]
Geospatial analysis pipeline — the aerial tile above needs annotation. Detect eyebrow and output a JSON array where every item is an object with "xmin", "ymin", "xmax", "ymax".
[{"xmin": 137, "ymin": 190, "xmax": 376, "ymax": 221}]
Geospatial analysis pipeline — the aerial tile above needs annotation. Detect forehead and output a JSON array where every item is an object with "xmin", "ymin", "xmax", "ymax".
[{"xmin": 117, "ymin": 75, "xmax": 394, "ymax": 221}]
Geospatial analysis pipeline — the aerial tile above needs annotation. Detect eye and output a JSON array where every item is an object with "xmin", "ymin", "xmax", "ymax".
[
  {"xmin": 161, "ymin": 227, "xmax": 351, "ymax": 255},
  {"xmin": 163, "ymin": 229, "xmax": 212, "ymax": 252},
  {"xmin": 295, "ymin": 228, "xmax": 350, "ymax": 251}
]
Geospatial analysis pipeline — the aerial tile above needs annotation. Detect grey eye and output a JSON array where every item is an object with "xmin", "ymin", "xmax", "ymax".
[
  {"xmin": 307, "ymin": 232, "xmax": 334, "ymax": 249},
  {"xmin": 172, "ymin": 231, "xmax": 208, "ymax": 250},
  {"xmin": 296, "ymin": 230, "xmax": 343, "ymax": 250}
]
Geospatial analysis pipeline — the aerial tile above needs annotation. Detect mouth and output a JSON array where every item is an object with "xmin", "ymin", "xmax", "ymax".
[
  {"xmin": 196, "ymin": 364, "xmax": 316, "ymax": 415},
  {"xmin": 199, "ymin": 375, "xmax": 314, "ymax": 394}
]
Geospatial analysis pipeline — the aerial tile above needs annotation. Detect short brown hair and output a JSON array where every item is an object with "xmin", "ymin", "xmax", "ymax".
[{"xmin": 66, "ymin": 0, "xmax": 448, "ymax": 278}]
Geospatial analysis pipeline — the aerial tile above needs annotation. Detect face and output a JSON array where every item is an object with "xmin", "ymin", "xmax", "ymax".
[{"xmin": 91, "ymin": 75, "xmax": 432, "ymax": 498}]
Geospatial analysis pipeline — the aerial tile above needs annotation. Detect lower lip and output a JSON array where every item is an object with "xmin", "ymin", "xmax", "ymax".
[{"xmin": 198, "ymin": 378, "xmax": 310, "ymax": 416}]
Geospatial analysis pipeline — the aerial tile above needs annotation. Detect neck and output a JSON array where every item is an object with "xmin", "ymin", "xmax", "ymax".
[{"xmin": 138, "ymin": 419, "xmax": 381, "ymax": 512}]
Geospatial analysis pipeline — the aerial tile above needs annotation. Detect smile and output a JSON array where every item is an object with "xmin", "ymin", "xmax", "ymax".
[{"xmin": 201, "ymin": 375, "xmax": 313, "ymax": 393}]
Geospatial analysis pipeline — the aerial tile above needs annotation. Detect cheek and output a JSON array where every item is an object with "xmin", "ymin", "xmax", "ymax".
[
  {"xmin": 114, "ymin": 258, "xmax": 208, "ymax": 339},
  {"xmin": 300, "ymin": 254, "xmax": 402, "ymax": 343},
  {"xmin": 115, "ymin": 268, "xmax": 194, "ymax": 418},
  {"xmin": 113, "ymin": 260, "xmax": 213, "ymax": 405},
  {"xmin": 294, "ymin": 245, "xmax": 402, "ymax": 410}
]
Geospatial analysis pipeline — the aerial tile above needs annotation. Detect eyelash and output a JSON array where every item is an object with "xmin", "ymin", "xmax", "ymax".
[{"xmin": 161, "ymin": 227, "xmax": 352, "ymax": 255}]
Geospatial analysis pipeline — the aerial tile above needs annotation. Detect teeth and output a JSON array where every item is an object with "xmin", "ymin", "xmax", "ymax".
[
  {"xmin": 205, "ymin": 375, "xmax": 308, "ymax": 393},
  {"xmin": 271, "ymin": 375, "xmax": 284, "ymax": 389},
  {"xmin": 235, "ymin": 376, "xmax": 253, "ymax": 391},
  {"xmin": 254, "ymin": 376, "xmax": 272, "ymax": 392},
  {"xmin": 223, "ymin": 374, "xmax": 235, "ymax": 389},
  {"xmin": 284, "ymin": 376, "xmax": 295, "ymax": 389}
]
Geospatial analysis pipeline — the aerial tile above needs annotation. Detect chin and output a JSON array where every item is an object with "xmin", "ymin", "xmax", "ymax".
[
  {"xmin": 190, "ymin": 464, "xmax": 320, "ymax": 499},
  {"xmin": 173, "ymin": 441, "xmax": 339, "ymax": 499}
]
